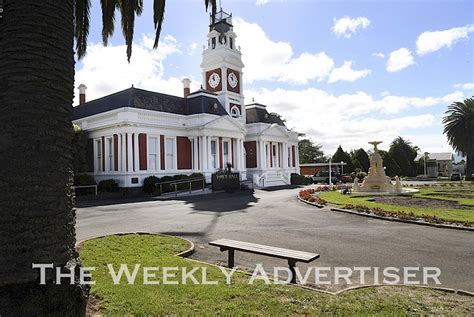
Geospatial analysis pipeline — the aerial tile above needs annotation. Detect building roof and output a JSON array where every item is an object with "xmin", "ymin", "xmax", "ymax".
[
  {"xmin": 245, "ymin": 104, "xmax": 286, "ymax": 127},
  {"xmin": 72, "ymin": 87, "xmax": 227, "ymax": 120},
  {"xmin": 415, "ymin": 152, "xmax": 453, "ymax": 161}
]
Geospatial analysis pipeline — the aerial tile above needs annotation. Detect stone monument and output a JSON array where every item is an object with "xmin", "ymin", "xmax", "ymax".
[{"xmin": 353, "ymin": 141, "xmax": 403, "ymax": 193}]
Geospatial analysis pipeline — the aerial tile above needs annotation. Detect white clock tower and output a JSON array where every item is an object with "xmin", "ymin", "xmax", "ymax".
[{"xmin": 201, "ymin": 9, "xmax": 245, "ymax": 123}]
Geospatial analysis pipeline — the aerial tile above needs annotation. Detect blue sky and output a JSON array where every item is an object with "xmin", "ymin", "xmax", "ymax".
[{"xmin": 76, "ymin": 0, "xmax": 474, "ymax": 155}]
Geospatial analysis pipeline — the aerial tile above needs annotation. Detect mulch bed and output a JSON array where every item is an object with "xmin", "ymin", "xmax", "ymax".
[{"xmin": 372, "ymin": 196, "xmax": 473, "ymax": 210}]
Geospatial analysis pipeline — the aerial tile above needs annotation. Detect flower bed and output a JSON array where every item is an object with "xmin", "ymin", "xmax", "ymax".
[
  {"xmin": 298, "ymin": 189, "xmax": 328, "ymax": 205},
  {"xmin": 342, "ymin": 204, "xmax": 472, "ymax": 228}
]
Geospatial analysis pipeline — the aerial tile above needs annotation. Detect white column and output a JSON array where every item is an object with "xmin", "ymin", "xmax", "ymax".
[
  {"xmin": 202, "ymin": 136, "xmax": 208, "ymax": 171},
  {"xmin": 193, "ymin": 137, "xmax": 199, "ymax": 171},
  {"xmin": 133, "ymin": 132, "xmax": 139, "ymax": 172},
  {"xmin": 120, "ymin": 133, "xmax": 126, "ymax": 172},
  {"xmin": 258, "ymin": 140, "xmax": 265, "ymax": 170},
  {"xmin": 207, "ymin": 136, "xmax": 212, "ymax": 170},
  {"xmin": 127, "ymin": 133, "xmax": 133, "ymax": 172},
  {"xmin": 241, "ymin": 139, "xmax": 246, "ymax": 170},
  {"xmin": 236, "ymin": 139, "xmax": 241, "ymax": 171},
  {"xmin": 296, "ymin": 145, "xmax": 300, "ymax": 169},
  {"xmin": 283, "ymin": 143, "xmax": 288, "ymax": 168}
]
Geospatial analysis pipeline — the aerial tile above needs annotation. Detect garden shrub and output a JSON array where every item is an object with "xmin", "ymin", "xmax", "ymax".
[
  {"xmin": 143, "ymin": 176, "xmax": 160, "ymax": 194},
  {"xmin": 291, "ymin": 173, "xmax": 313, "ymax": 185},
  {"xmin": 98, "ymin": 179, "xmax": 119, "ymax": 192},
  {"xmin": 350, "ymin": 168, "xmax": 367, "ymax": 181},
  {"xmin": 73, "ymin": 173, "xmax": 96, "ymax": 186}
]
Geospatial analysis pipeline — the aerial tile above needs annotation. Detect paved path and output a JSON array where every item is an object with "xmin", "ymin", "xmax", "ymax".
[{"xmin": 76, "ymin": 188, "xmax": 474, "ymax": 292}]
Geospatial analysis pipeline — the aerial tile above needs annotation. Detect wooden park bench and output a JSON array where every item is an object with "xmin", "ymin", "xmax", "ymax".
[{"xmin": 209, "ymin": 239, "xmax": 320, "ymax": 283}]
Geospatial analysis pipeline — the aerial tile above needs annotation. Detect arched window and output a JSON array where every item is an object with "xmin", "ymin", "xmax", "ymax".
[{"xmin": 231, "ymin": 106, "xmax": 240, "ymax": 118}]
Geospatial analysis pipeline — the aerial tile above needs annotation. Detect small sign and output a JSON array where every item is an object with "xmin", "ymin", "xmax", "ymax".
[{"xmin": 212, "ymin": 173, "xmax": 240, "ymax": 192}]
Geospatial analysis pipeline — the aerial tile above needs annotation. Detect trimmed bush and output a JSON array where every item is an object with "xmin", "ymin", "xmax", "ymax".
[
  {"xmin": 291, "ymin": 173, "xmax": 313, "ymax": 185},
  {"xmin": 98, "ymin": 179, "xmax": 119, "ymax": 192},
  {"xmin": 73, "ymin": 173, "xmax": 96, "ymax": 186},
  {"xmin": 143, "ymin": 176, "xmax": 160, "ymax": 194}
]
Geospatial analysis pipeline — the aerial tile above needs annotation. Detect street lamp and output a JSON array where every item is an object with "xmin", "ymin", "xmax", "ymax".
[
  {"xmin": 328, "ymin": 156, "xmax": 332, "ymax": 186},
  {"xmin": 341, "ymin": 161, "xmax": 344, "ymax": 175}
]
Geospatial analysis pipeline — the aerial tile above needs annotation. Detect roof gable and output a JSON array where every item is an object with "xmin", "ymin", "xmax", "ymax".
[{"xmin": 245, "ymin": 106, "xmax": 286, "ymax": 127}]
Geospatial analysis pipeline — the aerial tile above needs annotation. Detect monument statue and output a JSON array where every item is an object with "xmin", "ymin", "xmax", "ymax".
[{"xmin": 353, "ymin": 141, "xmax": 402, "ymax": 193}]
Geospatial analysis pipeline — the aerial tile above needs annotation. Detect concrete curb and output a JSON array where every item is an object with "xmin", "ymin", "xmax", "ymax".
[
  {"xmin": 330, "ymin": 207, "xmax": 473, "ymax": 232},
  {"xmin": 75, "ymin": 231, "xmax": 196, "ymax": 256},
  {"xmin": 296, "ymin": 195, "xmax": 326, "ymax": 208}
]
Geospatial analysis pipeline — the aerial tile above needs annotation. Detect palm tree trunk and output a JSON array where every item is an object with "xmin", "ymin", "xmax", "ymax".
[
  {"xmin": 466, "ymin": 151, "xmax": 473, "ymax": 181},
  {"xmin": 0, "ymin": 0, "xmax": 88, "ymax": 314}
]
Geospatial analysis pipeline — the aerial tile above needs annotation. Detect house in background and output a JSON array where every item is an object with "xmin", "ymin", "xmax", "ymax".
[
  {"xmin": 416, "ymin": 152, "xmax": 454, "ymax": 177},
  {"xmin": 72, "ymin": 8, "xmax": 300, "ymax": 188}
]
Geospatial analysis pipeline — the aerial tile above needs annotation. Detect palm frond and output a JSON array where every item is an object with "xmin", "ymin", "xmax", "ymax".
[
  {"xmin": 443, "ymin": 97, "xmax": 474, "ymax": 155},
  {"xmin": 75, "ymin": 0, "xmax": 91, "ymax": 59},
  {"xmin": 205, "ymin": 0, "xmax": 217, "ymax": 26},
  {"xmin": 153, "ymin": 0, "xmax": 166, "ymax": 49},
  {"xmin": 101, "ymin": 0, "xmax": 117, "ymax": 46},
  {"xmin": 118, "ymin": 0, "xmax": 137, "ymax": 61}
]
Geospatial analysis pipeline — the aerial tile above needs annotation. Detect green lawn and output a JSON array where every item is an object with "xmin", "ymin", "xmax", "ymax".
[
  {"xmin": 79, "ymin": 234, "xmax": 474, "ymax": 316},
  {"xmin": 319, "ymin": 191, "xmax": 474, "ymax": 223}
]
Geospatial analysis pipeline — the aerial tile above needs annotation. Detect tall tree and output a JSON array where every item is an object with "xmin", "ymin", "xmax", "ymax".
[
  {"xmin": 0, "ymin": 0, "xmax": 217, "ymax": 314},
  {"xmin": 380, "ymin": 150, "xmax": 401, "ymax": 177},
  {"xmin": 389, "ymin": 137, "xmax": 418, "ymax": 176},
  {"xmin": 298, "ymin": 139, "xmax": 325, "ymax": 163},
  {"xmin": 353, "ymin": 148, "xmax": 370, "ymax": 172},
  {"xmin": 332, "ymin": 146, "xmax": 354, "ymax": 173},
  {"xmin": 443, "ymin": 97, "xmax": 474, "ymax": 180}
]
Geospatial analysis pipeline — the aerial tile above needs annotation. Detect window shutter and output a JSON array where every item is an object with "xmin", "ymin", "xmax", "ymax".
[
  {"xmin": 139, "ymin": 133, "xmax": 147, "ymax": 171},
  {"xmin": 113, "ymin": 134, "xmax": 119, "ymax": 171}
]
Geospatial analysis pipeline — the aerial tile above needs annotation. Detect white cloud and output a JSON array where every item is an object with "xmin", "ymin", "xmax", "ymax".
[
  {"xmin": 187, "ymin": 42, "xmax": 198, "ymax": 55},
  {"xmin": 246, "ymin": 87, "xmax": 462, "ymax": 153},
  {"xmin": 74, "ymin": 34, "xmax": 200, "ymax": 105},
  {"xmin": 328, "ymin": 61, "xmax": 371, "ymax": 83},
  {"xmin": 234, "ymin": 18, "xmax": 334, "ymax": 84},
  {"xmin": 255, "ymin": 0, "xmax": 270, "ymax": 5},
  {"xmin": 453, "ymin": 82, "xmax": 474, "ymax": 90},
  {"xmin": 416, "ymin": 24, "xmax": 474, "ymax": 56},
  {"xmin": 386, "ymin": 48, "xmax": 415, "ymax": 72},
  {"xmin": 331, "ymin": 16, "xmax": 371, "ymax": 38},
  {"xmin": 372, "ymin": 52, "xmax": 385, "ymax": 58}
]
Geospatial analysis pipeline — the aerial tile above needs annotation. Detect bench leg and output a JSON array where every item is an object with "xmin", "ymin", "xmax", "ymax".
[
  {"xmin": 288, "ymin": 260, "xmax": 297, "ymax": 284},
  {"xmin": 228, "ymin": 249, "xmax": 235, "ymax": 268}
]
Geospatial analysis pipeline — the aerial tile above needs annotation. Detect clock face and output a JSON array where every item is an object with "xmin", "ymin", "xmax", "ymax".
[
  {"xmin": 228, "ymin": 72, "xmax": 238, "ymax": 88},
  {"xmin": 208, "ymin": 72, "xmax": 221, "ymax": 89}
]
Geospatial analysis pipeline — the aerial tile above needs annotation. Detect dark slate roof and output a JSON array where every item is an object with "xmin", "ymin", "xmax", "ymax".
[
  {"xmin": 72, "ymin": 87, "xmax": 227, "ymax": 120},
  {"xmin": 245, "ymin": 105, "xmax": 286, "ymax": 127}
]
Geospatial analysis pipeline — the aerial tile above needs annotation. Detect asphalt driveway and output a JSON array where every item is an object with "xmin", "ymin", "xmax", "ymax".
[{"xmin": 76, "ymin": 187, "xmax": 474, "ymax": 292}]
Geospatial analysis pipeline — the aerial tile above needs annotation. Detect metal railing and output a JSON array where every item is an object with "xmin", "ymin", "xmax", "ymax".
[
  {"xmin": 155, "ymin": 178, "xmax": 206, "ymax": 197},
  {"xmin": 72, "ymin": 185, "xmax": 98, "ymax": 196}
]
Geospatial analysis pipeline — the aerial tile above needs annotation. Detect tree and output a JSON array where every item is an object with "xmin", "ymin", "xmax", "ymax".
[
  {"xmin": 389, "ymin": 137, "xmax": 418, "ymax": 176},
  {"xmin": 298, "ymin": 139, "xmax": 325, "ymax": 163},
  {"xmin": 332, "ymin": 146, "xmax": 354, "ymax": 173},
  {"xmin": 443, "ymin": 97, "xmax": 474, "ymax": 180},
  {"xmin": 380, "ymin": 150, "xmax": 401, "ymax": 177},
  {"xmin": 0, "ymin": 0, "xmax": 217, "ymax": 314},
  {"xmin": 352, "ymin": 148, "xmax": 370, "ymax": 172},
  {"xmin": 72, "ymin": 125, "xmax": 91, "ymax": 173}
]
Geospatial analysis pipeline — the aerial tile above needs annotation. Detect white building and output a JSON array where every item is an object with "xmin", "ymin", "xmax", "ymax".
[
  {"xmin": 72, "ymin": 9, "xmax": 300, "ymax": 188},
  {"xmin": 416, "ymin": 152, "xmax": 454, "ymax": 177}
]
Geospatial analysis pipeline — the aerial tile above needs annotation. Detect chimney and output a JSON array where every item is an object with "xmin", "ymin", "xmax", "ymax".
[
  {"xmin": 182, "ymin": 78, "xmax": 191, "ymax": 98},
  {"xmin": 78, "ymin": 84, "xmax": 87, "ymax": 105}
]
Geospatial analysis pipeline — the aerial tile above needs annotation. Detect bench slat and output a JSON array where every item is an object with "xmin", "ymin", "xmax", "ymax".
[{"xmin": 209, "ymin": 239, "xmax": 319, "ymax": 263}]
